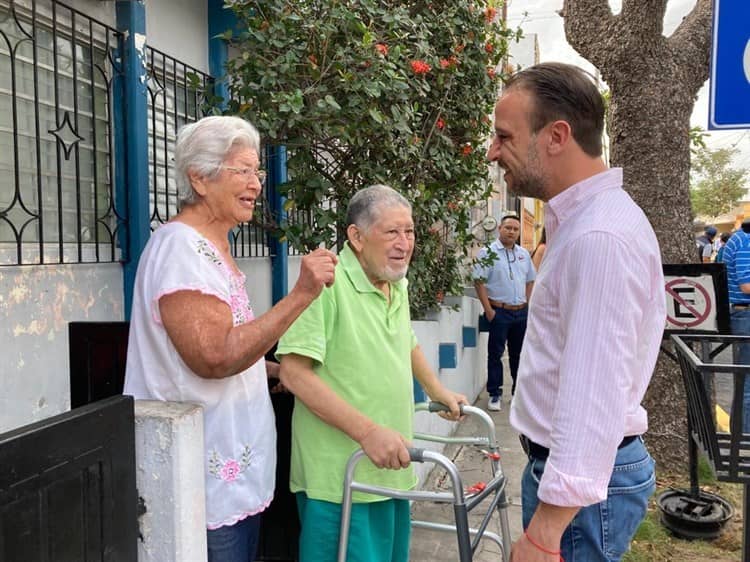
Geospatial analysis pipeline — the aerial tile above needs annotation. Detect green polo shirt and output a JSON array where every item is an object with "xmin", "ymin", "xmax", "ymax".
[{"xmin": 277, "ymin": 243, "xmax": 418, "ymax": 503}]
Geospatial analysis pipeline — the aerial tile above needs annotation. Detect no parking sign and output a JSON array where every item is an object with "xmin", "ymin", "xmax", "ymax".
[{"xmin": 663, "ymin": 263, "xmax": 730, "ymax": 335}]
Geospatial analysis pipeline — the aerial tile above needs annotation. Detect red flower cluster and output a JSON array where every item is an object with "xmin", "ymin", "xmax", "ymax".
[
  {"xmin": 485, "ymin": 42, "xmax": 494, "ymax": 53},
  {"xmin": 410, "ymin": 60, "xmax": 431, "ymax": 75},
  {"xmin": 447, "ymin": 201, "xmax": 459, "ymax": 211},
  {"xmin": 487, "ymin": 67, "xmax": 497, "ymax": 79},
  {"xmin": 439, "ymin": 55, "xmax": 459, "ymax": 69},
  {"xmin": 461, "ymin": 143, "xmax": 473, "ymax": 156},
  {"xmin": 375, "ymin": 43, "xmax": 388, "ymax": 56},
  {"xmin": 485, "ymin": 7, "xmax": 497, "ymax": 23},
  {"xmin": 436, "ymin": 118, "xmax": 445, "ymax": 130}
]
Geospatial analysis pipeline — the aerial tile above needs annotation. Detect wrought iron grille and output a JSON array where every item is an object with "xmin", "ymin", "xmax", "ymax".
[
  {"xmin": 282, "ymin": 144, "xmax": 343, "ymax": 256},
  {"xmin": 145, "ymin": 46, "xmax": 269, "ymax": 258},
  {"xmin": 145, "ymin": 45, "xmax": 204, "ymax": 230},
  {"xmin": 231, "ymin": 145, "xmax": 271, "ymax": 258},
  {"xmin": 0, "ymin": 0, "xmax": 125, "ymax": 266}
]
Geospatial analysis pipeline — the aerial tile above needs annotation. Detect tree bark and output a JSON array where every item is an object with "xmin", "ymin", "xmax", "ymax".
[{"xmin": 563, "ymin": 0, "xmax": 712, "ymax": 468}]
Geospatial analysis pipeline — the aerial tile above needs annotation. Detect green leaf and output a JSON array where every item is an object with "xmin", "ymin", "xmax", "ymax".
[
  {"xmin": 324, "ymin": 95, "xmax": 341, "ymax": 110},
  {"xmin": 368, "ymin": 108, "xmax": 385, "ymax": 124}
]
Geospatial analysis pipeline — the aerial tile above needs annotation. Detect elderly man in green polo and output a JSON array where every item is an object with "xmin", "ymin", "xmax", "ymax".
[{"xmin": 277, "ymin": 184, "xmax": 467, "ymax": 562}]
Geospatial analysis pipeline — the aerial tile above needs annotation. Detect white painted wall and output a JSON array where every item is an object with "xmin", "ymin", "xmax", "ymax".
[
  {"xmin": 411, "ymin": 296, "xmax": 486, "ymax": 483},
  {"xmin": 67, "ymin": 0, "xmax": 116, "ymax": 27},
  {"xmin": 145, "ymin": 0, "xmax": 209, "ymax": 74},
  {"xmin": 234, "ymin": 256, "xmax": 304, "ymax": 316},
  {"xmin": 287, "ymin": 255, "xmax": 303, "ymax": 296},
  {"xmin": 0, "ymin": 264, "xmax": 124, "ymax": 433},
  {"xmin": 236, "ymin": 258, "xmax": 273, "ymax": 315},
  {"xmin": 0, "ymin": 254, "xmax": 303, "ymax": 435}
]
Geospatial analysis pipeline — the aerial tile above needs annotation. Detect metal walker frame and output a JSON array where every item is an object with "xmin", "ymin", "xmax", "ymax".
[{"xmin": 337, "ymin": 402, "xmax": 512, "ymax": 562}]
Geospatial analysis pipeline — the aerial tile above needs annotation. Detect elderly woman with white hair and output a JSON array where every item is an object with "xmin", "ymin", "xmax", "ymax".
[{"xmin": 124, "ymin": 115, "xmax": 337, "ymax": 562}]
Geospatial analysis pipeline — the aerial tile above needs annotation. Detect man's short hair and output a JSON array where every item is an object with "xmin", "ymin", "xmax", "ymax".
[
  {"xmin": 504, "ymin": 62, "xmax": 604, "ymax": 158},
  {"xmin": 345, "ymin": 184, "xmax": 411, "ymax": 232},
  {"xmin": 500, "ymin": 213, "xmax": 520, "ymax": 224},
  {"xmin": 704, "ymin": 225, "xmax": 717, "ymax": 237}
]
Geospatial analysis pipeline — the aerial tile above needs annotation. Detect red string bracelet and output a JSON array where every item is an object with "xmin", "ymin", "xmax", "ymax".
[{"xmin": 523, "ymin": 530, "xmax": 564, "ymax": 561}]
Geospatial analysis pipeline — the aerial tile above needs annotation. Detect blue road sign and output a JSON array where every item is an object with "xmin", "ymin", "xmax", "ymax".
[{"xmin": 709, "ymin": 0, "xmax": 750, "ymax": 130}]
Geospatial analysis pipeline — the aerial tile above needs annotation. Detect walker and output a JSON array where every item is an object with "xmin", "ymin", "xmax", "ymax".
[{"xmin": 337, "ymin": 402, "xmax": 512, "ymax": 562}]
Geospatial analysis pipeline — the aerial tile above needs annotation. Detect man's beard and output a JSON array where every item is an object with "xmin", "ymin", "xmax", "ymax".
[
  {"xmin": 506, "ymin": 142, "xmax": 548, "ymax": 200},
  {"xmin": 508, "ymin": 169, "xmax": 547, "ymax": 200},
  {"xmin": 382, "ymin": 265, "xmax": 409, "ymax": 283}
]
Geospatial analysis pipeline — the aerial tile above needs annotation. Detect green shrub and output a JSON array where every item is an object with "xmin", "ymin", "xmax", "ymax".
[{"xmin": 218, "ymin": 0, "xmax": 519, "ymax": 317}]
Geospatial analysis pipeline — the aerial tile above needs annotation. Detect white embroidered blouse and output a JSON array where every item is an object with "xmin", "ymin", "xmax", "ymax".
[{"xmin": 124, "ymin": 221, "xmax": 276, "ymax": 529}]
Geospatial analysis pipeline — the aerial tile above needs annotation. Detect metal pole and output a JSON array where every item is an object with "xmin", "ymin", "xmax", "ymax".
[
  {"xmin": 115, "ymin": 0, "xmax": 149, "ymax": 320},
  {"xmin": 744, "ymin": 484, "xmax": 750, "ymax": 562},
  {"xmin": 688, "ymin": 418, "xmax": 700, "ymax": 498},
  {"xmin": 266, "ymin": 144, "xmax": 288, "ymax": 305},
  {"xmin": 453, "ymin": 504, "xmax": 472, "ymax": 562}
]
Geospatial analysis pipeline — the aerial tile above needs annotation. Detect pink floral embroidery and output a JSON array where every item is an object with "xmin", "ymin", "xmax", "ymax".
[
  {"xmin": 194, "ymin": 237, "xmax": 255, "ymax": 326},
  {"xmin": 219, "ymin": 459, "xmax": 242, "ymax": 482},
  {"xmin": 208, "ymin": 446, "xmax": 254, "ymax": 482},
  {"xmin": 229, "ymin": 280, "xmax": 255, "ymax": 325}
]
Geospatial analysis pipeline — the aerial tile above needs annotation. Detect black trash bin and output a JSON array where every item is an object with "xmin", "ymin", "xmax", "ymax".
[{"xmin": 670, "ymin": 334, "xmax": 750, "ymax": 558}]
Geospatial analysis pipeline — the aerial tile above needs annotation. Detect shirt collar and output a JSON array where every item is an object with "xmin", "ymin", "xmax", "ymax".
[
  {"xmin": 340, "ymin": 242, "xmax": 406, "ymax": 297},
  {"xmin": 544, "ymin": 168, "xmax": 622, "ymax": 238},
  {"xmin": 491, "ymin": 239, "xmax": 517, "ymax": 251}
]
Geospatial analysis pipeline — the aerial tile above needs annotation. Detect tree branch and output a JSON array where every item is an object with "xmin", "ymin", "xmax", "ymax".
[
  {"xmin": 667, "ymin": 0, "xmax": 712, "ymax": 91},
  {"xmin": 562, "ymin": 0, "xmax": 618, "ymax": 68},
  {"xmin": 621, "ymin": 0, "xmax": 667, "ymax": 36}
]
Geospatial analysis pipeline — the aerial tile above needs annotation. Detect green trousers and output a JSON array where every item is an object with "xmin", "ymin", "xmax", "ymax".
[{"xmin": 296, "ymin": 492, "xmax": 410, "ymax": 562}]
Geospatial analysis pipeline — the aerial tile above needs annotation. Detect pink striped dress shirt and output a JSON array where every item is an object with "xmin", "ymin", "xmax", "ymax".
[{"xmin": 509, "ymin": 168, "xmax": 665, "ymax": 507}]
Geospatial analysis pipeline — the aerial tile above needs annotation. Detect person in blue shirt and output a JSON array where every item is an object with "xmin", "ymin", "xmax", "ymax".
[
  {"xmin": 715, "ymin": 232, "xmax": 731, "ymax": 263},
  {"xmin": 722, "ymin": 219, "xmax": 750, "ymax": 429},
  {"xmin": 472, "ymin": 214, "xmax": 536, "ymax": 411},
  {"xmin": 697, "ymin": 225, "xmax": 717, "ymax": 263}
]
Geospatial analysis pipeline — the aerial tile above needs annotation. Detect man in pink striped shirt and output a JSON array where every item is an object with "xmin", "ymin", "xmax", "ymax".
[{"xmin": 490, "ymin": 63, "xmax": 666, "ymax": 562}]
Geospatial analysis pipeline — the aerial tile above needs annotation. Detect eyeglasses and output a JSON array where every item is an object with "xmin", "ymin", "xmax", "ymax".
[
  {"xmin": 221, "ymin": 166, "xmax": 267, "ymax": 185},
  {"xmin": 504, "ymin": 248, "xmax": 515, "ymax": 280}
]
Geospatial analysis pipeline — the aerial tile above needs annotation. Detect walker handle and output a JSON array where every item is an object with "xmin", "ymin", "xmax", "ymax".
[
  {"xmin": 408, "ymin": 447, "xmax": 426, "ymax": 462},
  {"xmin": 428, "ymin": 401, "xmax": 466, "ymax": 415}
]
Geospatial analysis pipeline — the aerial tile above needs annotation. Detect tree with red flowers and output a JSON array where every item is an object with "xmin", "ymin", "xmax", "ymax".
[{"xmin": 219, "ymin": 0, "xmax": 517, "ymax": 317}]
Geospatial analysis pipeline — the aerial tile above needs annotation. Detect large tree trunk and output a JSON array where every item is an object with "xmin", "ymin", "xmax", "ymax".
[{"xmin": 563, "ymin": 0, "xmax": 712, "ymax": 467}]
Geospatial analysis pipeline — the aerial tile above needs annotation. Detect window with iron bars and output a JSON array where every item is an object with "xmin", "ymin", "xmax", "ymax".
[
  {"xmin": 146, "ymin": 47, "xmax": 269, "ymax": 258},
  {"xmin": 0, "ymin": 0, "xmax": 123, "ymax": 266}
]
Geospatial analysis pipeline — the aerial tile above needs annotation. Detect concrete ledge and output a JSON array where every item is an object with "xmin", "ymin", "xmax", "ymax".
[{"xmin": 134, "ymin": 400, "xmax": 207, "ymax": 562}]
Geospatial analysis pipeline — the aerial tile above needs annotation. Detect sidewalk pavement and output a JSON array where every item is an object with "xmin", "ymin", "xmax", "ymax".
[{"xmin": 409, "ymin": 390, "xmax": 526, "ymax": 561}]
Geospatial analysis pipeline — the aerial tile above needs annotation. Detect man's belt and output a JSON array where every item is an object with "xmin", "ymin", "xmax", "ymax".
[
  {"xmin": 733, "ymin": 304, "xmax": 750, "ymax": 310},
  {"xmin": 489, "ymin": 299, "xmax": 527, "ymax": 311},
  {"xmin": 519, "ymin": 434, "xmax": 640, "ymax": 461}
]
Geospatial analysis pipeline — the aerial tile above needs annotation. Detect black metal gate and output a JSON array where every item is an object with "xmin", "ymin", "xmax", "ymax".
[
  {"xmin": 67, "ymin": 323, "xmax": 299, "ymax": 561},
  {"xmin": 0, "ymin": 395, "xmax": 137, "ymax": 562}
]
